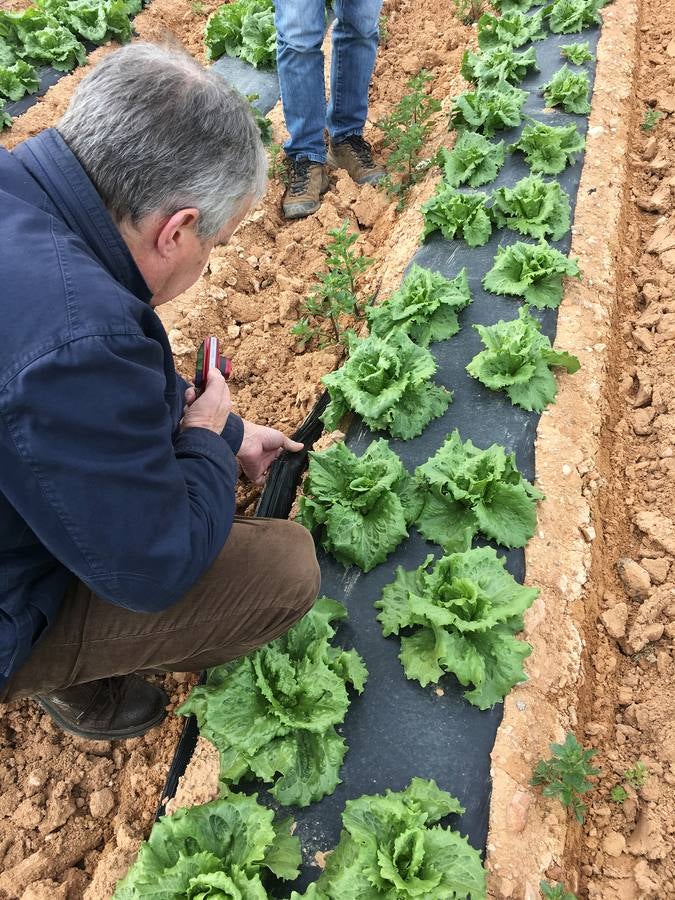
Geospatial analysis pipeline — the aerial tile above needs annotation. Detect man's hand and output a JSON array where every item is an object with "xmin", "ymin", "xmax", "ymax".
[
  {"xmin": 238, "ymin": 420, "xmax": 304, "ymax": 484},
  {"xmin": 180, "ymin": 369, "xmax": 231, "ymax": 434}
]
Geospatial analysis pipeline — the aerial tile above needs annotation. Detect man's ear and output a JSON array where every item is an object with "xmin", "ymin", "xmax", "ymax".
[{"xmin": 155, "ymin": 208, "xmax": 201, "ymax": 259}]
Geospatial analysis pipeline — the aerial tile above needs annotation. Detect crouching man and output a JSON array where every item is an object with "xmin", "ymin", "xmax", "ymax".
[{"xmin": 0, "ymin": 43, "xmax": 320, "ymax": 739}]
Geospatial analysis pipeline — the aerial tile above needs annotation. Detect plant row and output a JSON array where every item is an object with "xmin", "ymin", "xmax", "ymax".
[{"xmin": 0, "ymin": 0, "xmax": 141, "ymax": 127}]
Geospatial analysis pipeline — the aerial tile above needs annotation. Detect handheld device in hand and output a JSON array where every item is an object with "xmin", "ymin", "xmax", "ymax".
[{"xmin": 194, "ymin": 337, "xmax": 231, "ymax": 396}]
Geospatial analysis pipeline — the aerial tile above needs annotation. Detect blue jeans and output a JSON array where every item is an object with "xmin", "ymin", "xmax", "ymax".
[{"xmin": 275, "ymin": 0, "xmax": 383, "ymax": 163}]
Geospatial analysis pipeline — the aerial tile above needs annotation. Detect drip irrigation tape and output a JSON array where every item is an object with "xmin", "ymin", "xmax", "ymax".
[{"xmin": 159, "ymin": 19, "xmax": 601, "ymax": 895}]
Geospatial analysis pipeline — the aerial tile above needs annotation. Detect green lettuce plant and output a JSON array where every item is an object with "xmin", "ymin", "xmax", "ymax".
[
  {"xmin": 0, "ymin": 59, "xmax": 37, "ymax": 101},
  {"xmin": 483, "ymin": 240, "xmax": 581, "ymax": 308},
  {"xmin": 543, "ymin": 66, "xmax": 590, "ymax": 114},
  {"xmin": 298, "ymin": 779, "xmax": 487, "ymax": 898},
  {"xmin": 451, "ymin": 85, "xmax": 527, "ymax": 137},
  {"xmin": 38, "ymin": 0, "xmax": 140, "ymax": 44},
  {"xmin": 296, "ymin": 440, "xmax": 416, "ymax": 572},
  {"xmin": 178, "ymin": 598, "xmax": 367, "ymax": 806},
  {"xmin": 491, "ymin": 175, "xmax": 571, "ymax": 240},
  {"xmin": 376, "ymin": 546, "xmax": 538, "ymax": 707},
  {"xmin": 438, "ymin": 132, "xmax": 505, "ymax": 188},
  {"xmin": 0, "ymin": 7, "xmax": 86, "ymax": 71},
  {"xmin": 321, "ymin": 331, "xmax": 452, "ymax": 440},
  {"xmin": 113, "ymin": 792, "xmax": 301, "ymax": 898},
  {"xmin": 466, "ymin": 306, "xmax": 580, "ymax": 412},
  {"xmin": 560, "ymin": 41, "xmax": 594, "ymax": 64},
  {"xmin": 510, "ymin": 120, "xmax": 585, "ymax": 175},
  {"xmin": 544, "ymin": 0, "xmax": 606, "ymax": 33},
  {"xmin": 366, "ymin": 263, "xmax": 473, "ymax": 348},
  {"xmin": 491, "ymin": 0, "xmax": 538, "ymax": 10},
  {"xmin": 205, "ymin": 0, "xmax": 275, "ymax": 68},
  {"xmin": 412, "ymin": 429, "xmax": 543, "ymax": 550},
  {"xmin": 421, "ymin": 184, "xmax": 492, "ymax": 247},
  {"xmin": 461, "ymin": 45, "xmax": 538, "ymax": 88},
  {"xmin": 541, "ymin": 883, "xmax": 577, "ymax": 900},
  {"xmin": 477, "ymin": 10, "xmax": 545, "ymax": 49},
  {"xmin": 0, "ymin": 99, "xmax": 11, "ymax": 128}
]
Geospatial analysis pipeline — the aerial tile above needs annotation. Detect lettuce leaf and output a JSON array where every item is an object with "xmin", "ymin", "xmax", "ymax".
[
  {"xmin": 296, "ymin": 439, "xmax": 416, "ymax": 571},
  {"xmin": 205, "ymin": 0, "xmax": 275, "ymax": 68},
  {"xmin": 376, "ymin": 546, "xmax": 538, "ymax": 707},
  {"xmin": 304, "ymin": 778, "xmax": 486, "ymax": 898},
  {"xmin": 461, "ymin": 45, "xmax": 538, "ymax": 88},
  {"xmin": 467, "ymin": 306, "xmax": 580, "ymax": 411},
  {"xmin": 113, "ymin": 792, "xmax": 300, "ymax": 898},
  {"xmin": 177, "ymin": 598, "xmax": 367, "ymax": 806},
  {"xmin": 483, "ymin": 240, "xmax": 581, "ymax": 308},
  {"xmin": 510, "ymin": 120, "xmax": 585, "ymax": 175},
  {"xmin": 477, "ymin": 10, "xmax": 545, "ymax": 50},
  {"xmin": 321, "ymin": 331, "xmax": 452, "ymax": 440},
  {"xmin": 450, "ymin": 85, "xmax": 527, "ymax": 138},
  {"xmin": 0, "ymin": 99, "xmax": 11, "ymax": 129},
  {"xmin": 438, "ymin": 132, "xmax": 505, "ymax": 188},
  {"xmin": 543, "ymin": 65, "xmax": 591, "ymax": 114},
  {"xmin": 544, "ymin": 0, "xmax": 606, "ymax": 34},
  {"xmin": 421, "ymin": 183, "xmax": 492, "ymax": 247},
  {"xmin": 1, "ymin": 8, "xmax": 86, "ymax": 71},
  {"xmin": 491, "ymin": 174, "xmax": 571, "ymax": 240},
  {"xmin": 413, "ymin": 429, "xmax": 543, "ymax": 550},
  {"xmin": 367, "ymin": 263, "xmax": 473, "ymax": 347},
  {"xmin": 0, "ymin": 59, "xmax": 38, "ymax": 101},
  {"xmin": 491, "ymin": 0, "xmax": 538, "ymax": 10},
  {"xmin": 38, "ymin": 0, "xmax": 136, "ymax": 43},
  {"xmin": 560, "ymin": 41, "xmax": 594, "ymax": 64}
]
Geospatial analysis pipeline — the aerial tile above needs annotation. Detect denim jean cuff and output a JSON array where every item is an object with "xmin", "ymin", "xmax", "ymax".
[
  {"xmin": 328, "ymin": 128, "xmax": 364, "ymax": 144},
  {"xmin": 289, "ymin": 152, "xmax": 327, "ymax": 165}
]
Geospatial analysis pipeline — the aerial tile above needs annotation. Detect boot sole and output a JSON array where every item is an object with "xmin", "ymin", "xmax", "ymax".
[{"xmin": 37, "ymin": 697, "xmax": 167, "ymax": 741}]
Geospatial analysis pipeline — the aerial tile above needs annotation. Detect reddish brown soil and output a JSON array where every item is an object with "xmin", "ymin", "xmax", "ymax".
[{"xmin": 575, "ymin": 1, "xmax": 675, "ymax": 895}]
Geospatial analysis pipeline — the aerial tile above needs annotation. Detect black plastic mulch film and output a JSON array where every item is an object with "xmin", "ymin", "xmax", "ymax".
[{"xmin": 155, "ymin": 18, "xmax": 602, "ymax": 897}]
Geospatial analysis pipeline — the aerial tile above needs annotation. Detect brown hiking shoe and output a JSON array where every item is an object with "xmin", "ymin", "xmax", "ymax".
[
  {"xmin": 282, "ymin": 157, "xmax": 330, "ymax": 219},
  {"xmin": 37, "ymin": 675, "xmax": 168, "ymax": 741},
  {"xmin": 327, "ymin": 135, "xmax": 386, "ymax": 186}
]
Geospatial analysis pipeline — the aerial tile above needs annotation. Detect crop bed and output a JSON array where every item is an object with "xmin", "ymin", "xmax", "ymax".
[{"xmin": 0, "ymin": 0, "xmax": 674, "ymax": 897}]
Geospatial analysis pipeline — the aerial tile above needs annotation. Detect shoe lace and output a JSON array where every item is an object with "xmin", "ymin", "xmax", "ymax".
[
  {"xmin": 288, "ymin": 158, "xmax": 313, "ymax": 195},
  {"xmin": 342, "ymin": 135, "xmax": 376, "ymax": 169},
  {"xmin": 75, "ymin": 676, "xmax": 123, "ymax": 724}
]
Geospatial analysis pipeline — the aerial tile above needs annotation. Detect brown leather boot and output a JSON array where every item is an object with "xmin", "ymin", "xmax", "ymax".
[
  {"xmin": 327, "ymin": 135, "xmax": 386, "ymax": 186},
  {"xmin": 282, "ymin": 157, "xmax": 330, "ymax": 219},
  {"xmin": 37, "ymin": 675, "xmax": 168, "ymax": 740}
]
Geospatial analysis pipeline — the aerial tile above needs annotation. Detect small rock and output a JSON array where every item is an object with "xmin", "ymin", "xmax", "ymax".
[
  {"xmin": 632, "ymin": 327, "xmax": 654, "ymax": 352},
  {"xmin": 89, "ymin": 788, "xmax": 115, "ymax": 819},
  {"xmin": 616, "ymin": 559, "xmax": 651, "ymax": 600},
  {"xmin": 602, "ymin": 831, "xmax": 626, "ymax": 858},
  {"xmin": 632, "ymin": 407, "xmax": 656, "ymax": 435},
  {"xmin": 642, "ymin": 136, "xmax": 658, "ymax": 160},
  {"xmin": 227, "ymin": 324, "xmax": 240, "ymax": 339},
  {"xmin": 506, "ymin": 790, "xmax": 531, "ymax": 833},
  {"xmin": 634, "ymin": 510, "xmax": 675, "ymax": 555},
  {"xmin": 602, "ymin": 602, "xmax": 629, "ymax": 639},
  {"xmin": 581, "ymin": 525, "xmax": 596, "ymax": 542},
  {"xmin": 640, "ymin": 557, "xmax": 670, "ymax": 584}
]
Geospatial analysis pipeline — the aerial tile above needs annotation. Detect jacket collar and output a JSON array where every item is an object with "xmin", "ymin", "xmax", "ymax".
[{"xmin": 13, "ymin": 128, "xmax": 152, "ymax": 304}]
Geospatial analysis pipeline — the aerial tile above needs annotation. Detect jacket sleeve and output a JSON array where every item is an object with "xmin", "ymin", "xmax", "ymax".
[
  {"xmin": 0, "ymin": 334, "xmax": 238, "ymax": 612},
  {"xmin": 175, "ymin": 371, "xmax": 245, "ymax": 454}
]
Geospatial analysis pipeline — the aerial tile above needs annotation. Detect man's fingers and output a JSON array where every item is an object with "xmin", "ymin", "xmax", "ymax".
[
  {"xmin": 283, "ymin": 437, "xmax": 305, "ymax": 453},
  {"xmin": 184, "ymin": 385, "xmax": 197, "ymax": 405}
]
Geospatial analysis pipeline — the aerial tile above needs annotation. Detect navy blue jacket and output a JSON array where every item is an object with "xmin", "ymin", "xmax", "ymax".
[{"xmin": 0, "ymin": 128, "xmax": 244, "ymax": 684}]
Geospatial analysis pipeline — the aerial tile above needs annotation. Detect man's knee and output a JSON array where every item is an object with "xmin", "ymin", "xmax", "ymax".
[{"xmin": 273, "ymin": 519, "xmax": 320, "ymax": 614}]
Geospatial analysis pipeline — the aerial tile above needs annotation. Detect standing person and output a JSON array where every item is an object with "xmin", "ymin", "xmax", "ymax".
[{"xmin": 276, "ymin": 0, "xmax": 386, "ymax": 219}]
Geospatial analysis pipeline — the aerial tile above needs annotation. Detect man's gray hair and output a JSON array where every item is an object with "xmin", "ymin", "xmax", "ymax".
[{"xmin": 58, "ymin": 43, "xmax": 267, "ymax": 239}]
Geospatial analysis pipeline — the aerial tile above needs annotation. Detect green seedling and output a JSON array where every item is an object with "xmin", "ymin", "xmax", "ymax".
[
  {"xmin": 267, "ymin": 141, "xmax": 285, "ymax": 181},
  {"xmin": 453, "ymin": 0, "xmax": 484, "ymax": 23},
  {"xmin": 641, "ymin": 108, "xmax": 663, "ymax": 132},
  {"xmin": 530, "ymin": 732, "xmax": 599, "ymax": 823},
  {"xmin": 245, "ymin": 93, "xmax": 272, "ymax": 145},
  {"xmin": 624, "ymin": 761, "xmax": 648, "ymax": 789},
  {"xmin": 291, "ymin": 221, "xmax": 373, "ymax": 347},
  {"xmin": 610, "ymin": 785, "xmax": 629, "ymax": 803},
  {"xmin": 379, "ymin": 12, "xmax": 390, "ymax": 46},
  {"xmin": 376, "ymin": 71, "xmax": 442, "ymax": 210},
  {"xmin": 541, "ymin": 882, "xmax": 577, "ymax": 900}
]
